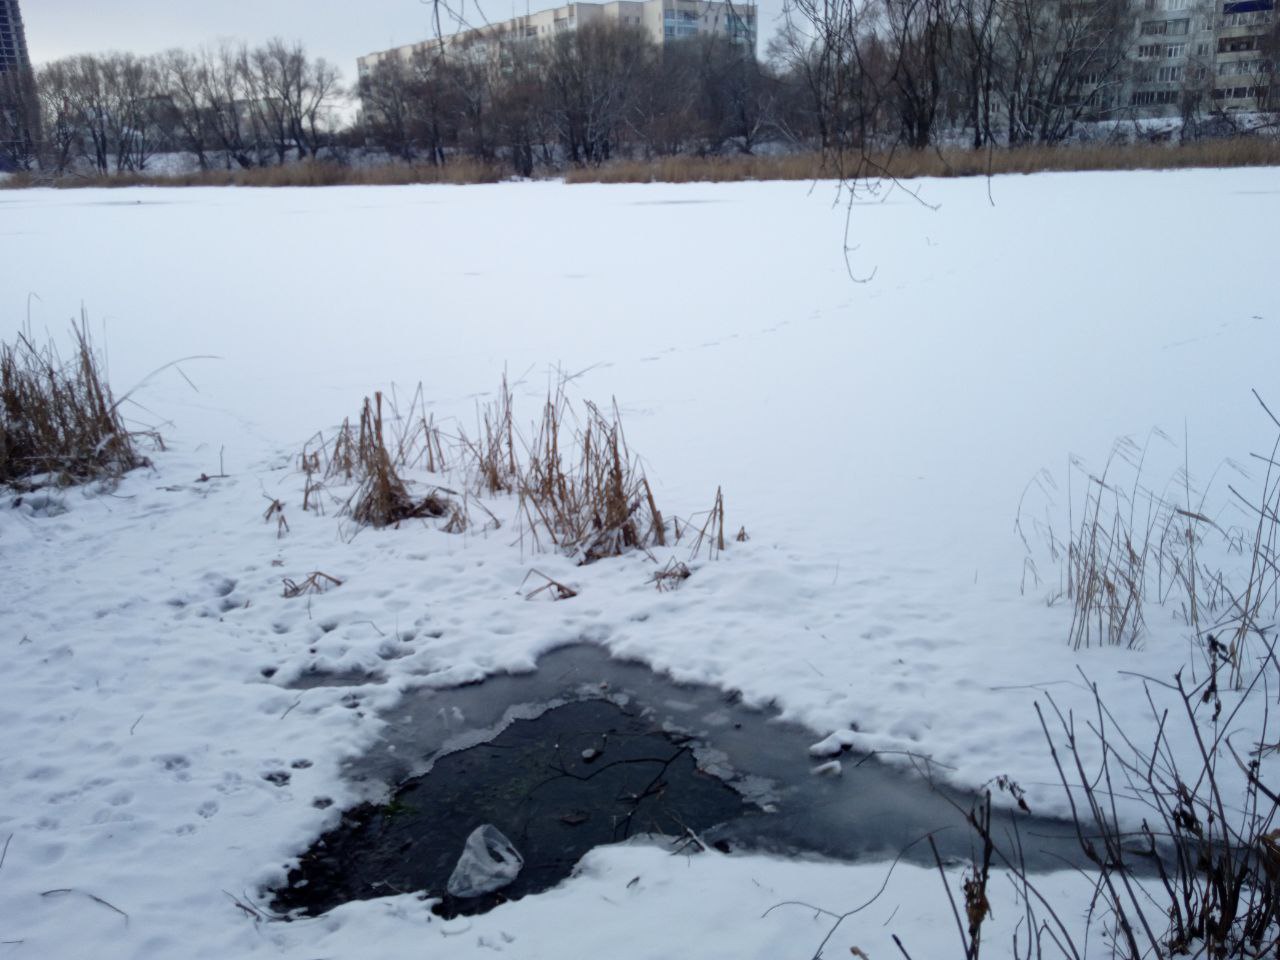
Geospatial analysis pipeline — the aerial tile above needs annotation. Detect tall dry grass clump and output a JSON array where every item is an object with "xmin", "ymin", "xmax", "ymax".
[
  {"xmin": 1024, "ymin": 402, "xmax": 1280, "ymax": 687},
  {"xmin": 304, "ymin": 373, "xmax": 730, "ymax": 567},
  {"xmin": 1062, "ymin": 439, "xmax": 1158, "ymax": 651},
  {"xmin": 458, "ymin": 372, "xmax": 519, "ymax": 497},
  {"xmin": 303, "ymin": 391, "xmax": 451, "ymax": 529},
  {"xmin": 0, "ymin": 319, "xmax": 147, "ymax": 487},
  {"xmin": 350, "ymin": 393, "xmax": 449, "ymax": 528},
  {"xmin": 517, "ymin": 384, "xmax": 666, "ymax": 562}
]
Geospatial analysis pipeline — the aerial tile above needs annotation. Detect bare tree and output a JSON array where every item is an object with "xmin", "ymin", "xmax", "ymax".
[
  {"xmin": 544, "ymin": 22, "xmax": 652, "ymax": 164},
  {"xmin": 780, "ymin": 0, "xmax": 890, "ymax": 163},
  {"xmin": 359, "ymin": 56, "xmax": 418, "ymax": 160},
  {"xmin": 199, "ymin": 43, "xmax": 257, "ymax": 169},
  {"xmin": 878, "ymin": 0, "xmax": 953, "ymax": 149},
  {"xmin": 492, "ymin": 40, "xmax": 555, "ymax": 176},
  {"xmin": 997, "ymin": 0, "xmax": 1131, "ymax": 145},
  {"xmin": 239, "ymin": 39, "xmax": 342, "ymax": 163},
  {"xmin": 34, "ymin": 60, "xmax": 79, "ymax": 173},
  {"xmin": 950, "ymin": 0, "xmax": 1000, "ymax": 147},
  {"xmin": 159, "ymin": 49, "xmax": 214, "ymax": 169}
]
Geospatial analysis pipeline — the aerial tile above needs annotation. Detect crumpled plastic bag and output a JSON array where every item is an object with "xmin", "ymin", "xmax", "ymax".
[{"xmin": 446, "ymin": 824, "xmax": 524, "ymax": 898}]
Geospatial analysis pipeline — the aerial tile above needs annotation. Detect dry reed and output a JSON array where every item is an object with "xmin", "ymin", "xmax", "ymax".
[
  {"xmin": 6, "ymin": 139, "xmax": 1276, "ymax": 193},
  {"xmin": 650, "ymin": 558, "xmax": 692, "ymax": 591},
  {"xmin": 521, "ymin": 569, "xmax": 579, "ymax": 601},
  {"xmin": 2, "ymin": 159, "xmax": 505, "ymax": 190},
  {"xmin": 688, "ymin": 486, "xmax": 727, "ymax": 561},
  {"xmin": 516, "ymin": 382, "xmax": 667, "ymax": 563},
  {"xmin": 1025, "ymin": 405, "xmax": 1280, "ymax": 686},
  {"xmin": 303, "ymin": 392, "xmax": 455, "ymax": 529},
  {"xmin": 0, "ymin": 318, "xmax": 147, "ymax": 487},
  {"xmin": 459, "ymin": 373, "xmax": 519, "ymax": 497},
  {"xmin": 302, "ymin": 374, "xmax": 725, "ymax": 568},
  {"xmin": 350, "ymin": 393, "xmax": 451, "ymax": 528},
  {"xmin": 282, "ymin": 571, "xmax": 343, "ymax": 598},
  {"xmin": 565, "ymin": 139, "xmax": 1280, "ymax": 184}
]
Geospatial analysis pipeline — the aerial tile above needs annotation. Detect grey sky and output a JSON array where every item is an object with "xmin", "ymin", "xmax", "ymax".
[{"xmin": 23, "ymin": 0, "xmax": 787, "ymax": 80}]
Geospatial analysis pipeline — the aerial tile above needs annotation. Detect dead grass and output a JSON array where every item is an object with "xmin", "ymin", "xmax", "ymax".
[
  {"xmin": 521, "ymin": 569, "xmax": 579, "ymax": 601},
  {"xmin": 302, "ymin": 374, "xmax": 730, "ymax": 569},
  {"xmin": 0, "ymin": 318, "xmax": 148, "ymax": 487},
  {"xmin": 650, "ymin": 558, "xmax": 692, "ymax": 592},
  {"xmin": 515, "ymin": 381, "xmax": 667, "ymax": 563},
  {"xmin": 350, "ymin": 393, "xmax": 452, "ymax": 528},
  {"xmin": 263, "ymin": 496, "xmax": 290, "ymax": 538},
  {"xmin": 1, "ymin": 159, "xmax": 505, "ymax": 190},
  {"xmin": 459, "ymin": 373, "xmax": 520, "ymax": 497},
  {"xmin": 1024, "ymin": 403, "xmax": 1280, "ymax": 686},
  {"xmin": 304, "ymin": 391, "xmax": 455, "ymax": 529},
  {"xmin": 282, "ymin": 571, "xmax": 343, "ymax": 598},
  {"xmin": 7, "ymin": 139, "xmax": 1277, "ymax": 192},
  {"xmin": 687, "ymin": 486, "xmax": 727, "ymax": 561},
  {"xmin": 565, "ymin": 138, "xmax": 1280, "ymax": 184},
  {"xmin": 1063, "ymin": 440, "xmax": 1156, "ymax": 651}
]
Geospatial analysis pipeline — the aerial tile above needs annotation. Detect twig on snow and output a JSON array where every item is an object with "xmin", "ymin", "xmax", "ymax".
[{"xmin": 39, "ymin": 888, "xmax": 129, "ymax": 924}]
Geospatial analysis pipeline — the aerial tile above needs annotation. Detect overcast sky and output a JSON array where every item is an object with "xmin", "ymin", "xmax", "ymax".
[{"xmin": 23, "ymin": 0, "xmax": 787, "ymax": 78}]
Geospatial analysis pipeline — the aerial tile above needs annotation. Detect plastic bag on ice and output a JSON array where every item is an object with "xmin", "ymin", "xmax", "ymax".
[{"xmin": 446, "ymin": 824, "xmax": 524, "ymax": 898}]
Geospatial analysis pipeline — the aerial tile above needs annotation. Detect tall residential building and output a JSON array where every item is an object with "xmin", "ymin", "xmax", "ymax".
[
  {"xmin": 0, "ymin": 0, "xmax": 37, "ymax": 167},
  {"xmin": 0, "ymin": 0, "xmax": 31, "ymax": 75},
  {"xmin": 1058, "ymin": 0, "xmax": 1275, "ymax": 120},
  {"xmin": 358, "ymin": 0, "xmax": 757, "ymax": 78},
  {"xmin": 1118, "ymin": 0, "xmax": 1275, "ymax": 116}
]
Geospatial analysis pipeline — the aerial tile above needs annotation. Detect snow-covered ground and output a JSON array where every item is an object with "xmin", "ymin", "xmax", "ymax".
[{"xmin": 2, "ymin": 170, "xmax": 1278, "ymax": 958}]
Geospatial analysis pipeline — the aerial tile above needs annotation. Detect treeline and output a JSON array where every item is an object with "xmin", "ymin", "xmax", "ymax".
[
  {"xmin": 357, "ymin": 25, "xmax": 770, "ymax": 173},
  {"xmin": 0, "ymin": 40, "xmax": 343, "ymax": 174},
  {"xmin": 780, "ymin": 0, "xmax": 1276, "ymax": 154},
  {"xmin": 1, "ymin": 0, "xmax": 1277, "ymax": 178},
  {"xmin": 790, "ymin": 0, "xmax": 1278, "ymax": 153},
  {"xmin": 357, "ymin": 0, "xmax": 1278, "ymax": 173}
]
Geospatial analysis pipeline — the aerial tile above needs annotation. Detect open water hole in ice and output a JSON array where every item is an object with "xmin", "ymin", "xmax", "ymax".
[{"xmin": 272, "ymin": 643, "xmax": 1084, "ymax": 918}]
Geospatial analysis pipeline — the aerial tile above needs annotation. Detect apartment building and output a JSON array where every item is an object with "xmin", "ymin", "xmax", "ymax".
[
  {"xmin": 0, "ymin": 0, "xmax": 35, "ymax": 166},
  {"xmin": 1121, "ymin": 0, "xmax": 1274, "ymax": 116},
  {"xmin": 0, "ymin": 0, "xmax": 31, "ymax": 75},
  {"xmin": 357, "ymin": 0, "xmax": 757, "ymax": 78}
]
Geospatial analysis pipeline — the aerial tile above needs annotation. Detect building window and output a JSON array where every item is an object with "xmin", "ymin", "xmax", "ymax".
[
  {"xmin": 662, "ymin": 12, "xmax": 699, "ymax": 36},
  {"xmin": 1222, "ymin": 0, "xmax": 1273, "ymax": 14},
  {"xmin": 1218, "ymin": 57, "xmax": 1267, "ymax": 76},
  {"xmin": 1140, "ymin": 17, "xmax": 1190, "ymax": 33},
  {"xmin": 1218, "ymin": 35, "xmax": 1259, "ymax": 51},
  {"xmin": 1221, "ymin": 9, "xmax": 1273, "ymax": 26}
]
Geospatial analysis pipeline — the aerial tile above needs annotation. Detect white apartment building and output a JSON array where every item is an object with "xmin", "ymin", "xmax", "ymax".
[
  {"xmin": 357, "ymin": 0, "xmax": 757, "ymax": 78},
  {"xmin": 1120, "ymin": 0, "xmax": 1274, "ymax": 116}
]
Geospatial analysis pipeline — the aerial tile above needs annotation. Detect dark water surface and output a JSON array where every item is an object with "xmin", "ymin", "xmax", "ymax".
[{"xmin": 273, "ymin": 643, "xmax": 1082, "ymax": 917}]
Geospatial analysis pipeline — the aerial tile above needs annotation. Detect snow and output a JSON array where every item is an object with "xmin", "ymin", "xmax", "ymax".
[{"xmin": 2, "ymin": 169, "xmax": 1279, "ymax": 957}]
